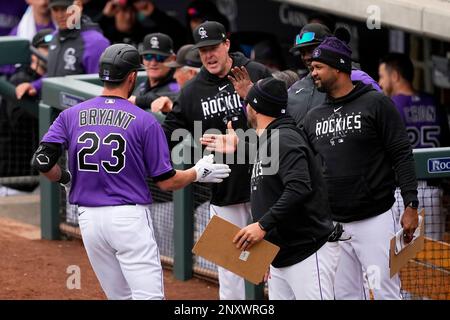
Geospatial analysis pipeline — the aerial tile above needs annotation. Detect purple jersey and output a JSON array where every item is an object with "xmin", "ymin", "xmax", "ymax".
[
  {"xmin": 42, "ymin": 96, "xmax": 173, "ymax": 206},
  {"xmin": 391, "ymin": 93, "xmax": 448, "ymax": 148}
]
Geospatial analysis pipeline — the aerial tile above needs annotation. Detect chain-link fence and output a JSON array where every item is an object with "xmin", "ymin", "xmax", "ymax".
[
  {"xmin": 393, "ymin": 180, "xmax": 450, "ymax": 300},
  {"xmin": 0, "ymin": 96, "xmax": 39, "ymax": 196}
]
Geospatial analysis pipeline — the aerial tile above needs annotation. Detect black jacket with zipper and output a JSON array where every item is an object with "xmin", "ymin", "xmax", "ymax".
[
  {"xmin": 252, "ymin": 115, "xmax": 334, "ymax": 267},
  {"xmin": 303, "ymin": 81, "xmax": 418, "ymax": 222},
  {"xmin": 162, "ymin": 52, "xmax": 271, "ymax": 206}
]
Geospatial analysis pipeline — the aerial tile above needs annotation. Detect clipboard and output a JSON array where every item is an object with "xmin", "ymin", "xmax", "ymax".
[
  {"xmin": 192, "ymin": 215, "xmax": 280, "ymax": 284},
  {"xmin": 389, "ymin": 209, "xmax": 425, "ymax": 278}
]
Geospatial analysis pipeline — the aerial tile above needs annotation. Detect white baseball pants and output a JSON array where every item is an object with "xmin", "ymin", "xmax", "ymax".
[
  {"xmin": 267, "ymin": 241, "xmax": 339, "ymax": 300},
  {"xmin": 393, "ymin": 180, "xmax": 445, "ymax": 240},
  {"xmin": 78, "ymin": 204, "xmax": 164, "ymax": 300},
  {"xmin": 334, "ymin": 208, "xmax": 402, "ymax": 300},
  {"xmin": 210, "ymin": 202, "xmax": 252, "ymax": 300}
]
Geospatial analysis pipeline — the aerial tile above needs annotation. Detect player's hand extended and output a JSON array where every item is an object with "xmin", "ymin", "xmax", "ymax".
[
  {"xmin": 228, "ymin": 66, "xmax": 253, "ymax": 99},
  {"xmin": 194, "ymin": 154, "xmax": 231, "ymax": 183},
  {"xmin": 16, "ymin": 82, "xmax": 37, "ymax": 99},
  {"xmin": 401, "ymin": 206, "xmax": 418, "ymax": 244},
  {"xmin": 200, "ymin": 121, "xmax": 238, "ymax": 154},
  {"xmin": 151, "ymin": 96, "xmax": 173, "ymax": 113},
  {"xmin": 233, "ymin": 222, "xmax": 266, "ymax": 251}
]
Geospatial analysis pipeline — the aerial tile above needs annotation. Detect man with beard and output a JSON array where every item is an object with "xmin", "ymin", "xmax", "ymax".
[
  {"xmin": 31, "ymin": 44, "xmax": 231, "ymax": 299},
  {"xmin": 302, "ymin": 37, "xmax": 419, "ymax": 299},
  {"xmin": 287, "ymin": 23, "xmax": 381, "ymax": 127}
]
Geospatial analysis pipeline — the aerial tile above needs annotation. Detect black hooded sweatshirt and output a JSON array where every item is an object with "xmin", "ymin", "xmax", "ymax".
[
  {"xmin": 303, "ymin": 81, "xmax": 418, "ymax": 222},
  {"xmin": 252, "ymin": 115, "xmax": 334, "ymax": 268},
  {"xmin": 163, "ymin": 52, "xmax": 271, "ymax": 206}
]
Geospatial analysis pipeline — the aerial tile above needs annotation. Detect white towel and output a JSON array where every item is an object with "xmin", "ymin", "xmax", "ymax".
[{"xmin": 16, "ymin": 6, "xmax": 36, "ymax": 41}]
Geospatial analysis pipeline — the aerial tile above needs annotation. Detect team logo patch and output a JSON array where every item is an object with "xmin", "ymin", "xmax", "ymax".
[
  {"xmin": 64, "ymin": 48, "xmax": 76, "ymax": 71},
  {"xmin": 199, "ymin": 27, "xmax": 208, "ymax": 39},
  {"xmin": 36, "ymin": 154, "xmax": 49, "ymax": 165},
  {"xmin": 312, "ymin": 48, "xmax": 321, "ymax": 58},
  {"xmin": 150, "ymin": 36, "xmax": 159, "ymax": 49}
]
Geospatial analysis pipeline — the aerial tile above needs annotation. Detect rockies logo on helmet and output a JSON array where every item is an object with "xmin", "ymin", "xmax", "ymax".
[
  {"xmin": 150, "ymin": 36, "xmax": 159, "ymax": 49},
  {"xmin": 198, "ymin": 27, "xmax": 208, "ymax": 39}
]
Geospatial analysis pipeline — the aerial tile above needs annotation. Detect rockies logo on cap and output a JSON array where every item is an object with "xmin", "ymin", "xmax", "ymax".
[
  {"xmin": 199, "ymin": 27, "xmax": 208, "ymax": 39},
  {"xmin": 150, "ymin": 36, "xmax": 160, "ymax": 49}
]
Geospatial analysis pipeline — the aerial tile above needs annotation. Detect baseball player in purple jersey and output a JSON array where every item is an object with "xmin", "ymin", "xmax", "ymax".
[
  {"xmin": 31, "ymin": 43, "xmax": 230, "ymax": 300},
  {"xmin": 379, "ymin": 53, "xmax": 450, "ymax": 149},
  {"xmin": 379, "ymin": 53, "xmax": 450, "ymax": 240}
]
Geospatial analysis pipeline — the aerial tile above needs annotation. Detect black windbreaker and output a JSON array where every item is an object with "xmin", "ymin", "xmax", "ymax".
[
  {"xmin": 163, "ymin": 52, "xmax": 271, "ymax": 206},
  {"xmin": 303, "ymin": 81, "xmax": 418, "ymax": 222},
  {"xmin": 252, "ymin": 115, "xmax": 334, "ymax": 268}
]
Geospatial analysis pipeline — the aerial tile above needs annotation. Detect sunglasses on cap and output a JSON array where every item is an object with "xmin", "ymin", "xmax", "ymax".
[
  {"xmin": 295, "ymin": 31, "xmax": 322, "ymax": 46},
  {"xmin": 143, "ymin": 54, "xmax": 167, "ymax": 63},
  {"xmin": 44, "ymin": 34, "xmax": 53, "ymax": 43}
]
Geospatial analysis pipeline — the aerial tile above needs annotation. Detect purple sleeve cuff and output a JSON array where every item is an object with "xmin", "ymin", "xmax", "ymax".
[{"xmin": 31, "ymin": 77, "xmax": 43, "ymax": 93}]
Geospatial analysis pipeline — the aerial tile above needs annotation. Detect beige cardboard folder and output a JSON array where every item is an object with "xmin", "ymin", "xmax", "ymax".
[
  {"xmin": 192, "ymin": 215, "xmax": 280, "ymax": 284},
  {"xmin": 389, "ymin": 209, "xmax": 425, "ymax": 278}
]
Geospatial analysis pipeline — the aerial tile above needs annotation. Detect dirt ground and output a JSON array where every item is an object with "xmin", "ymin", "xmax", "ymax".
[{"xmin": 0, "ymin": 217, "xmax": 218, "ymax": 300}]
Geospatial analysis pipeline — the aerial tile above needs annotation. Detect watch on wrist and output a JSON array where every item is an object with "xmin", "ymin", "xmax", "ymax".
[
  {"xmin": 407, "ymin": 200, "xmax": 419, "ymax": 209},
  {"xmin": 258, "ymin": 222, "xmax": 266, "ymax": 232}
]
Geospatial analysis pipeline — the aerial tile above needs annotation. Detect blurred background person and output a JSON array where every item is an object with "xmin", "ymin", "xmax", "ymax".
[
  {"xmin": 0, "ymin": 0, "xmax": 28, "ymax": 36},
  {"xmin": 133, "ymin": 0, "xmax": 187, "ymax": 50},
  {"xmin": 9, "ymin": 0, "xmax": 55, "ymax": 40},
  {"xmin": 379, "ymin": 53, "xmax": 450, "ymax": 149},
  {"xmin": 14, "ymin": 0, "xmax": 110, "ymax": 98},
  {"xmin": 151, "ymin": 43, "xmax": 201, "ymax": 113},
  {"xmin": 0, "ymin": 29, "xmax": 53, "ymax": 196},
  {"xmin": 186, "ymin": 0, "xmax": 230, "ymax": 36},
  {"xmin": 250, "ymin": 39, "xmax": 286, "ymax": 73},
  {"xmin": 98, "ymin": 0, "xmax": 146, "ymax": 47},
  {"xmin": 379, "ymin": 52, "xmax": 450, "ymax": 240}
]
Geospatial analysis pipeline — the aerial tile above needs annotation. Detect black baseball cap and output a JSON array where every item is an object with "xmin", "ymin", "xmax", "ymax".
[
  {"xmin": 48, "ymin": 0, "xmax": 73, "ymax": 8},
  {"xmin": 140, "ymin": 33, "xmax": 174, "ymax": 56},
  {"xmin": 31, "ymin": 29, "xmax": 54, "ymax": 48},
  {"xmin": 192, "ymin": 21, "xmax": 227, "ymax": 49},
  {"xmin": 289, "ymin": 23, "xmax": 331, "ymax": 53},
  {"xmin": 165, "ymin": 44, "xmax": 201, "ymax": 68}
]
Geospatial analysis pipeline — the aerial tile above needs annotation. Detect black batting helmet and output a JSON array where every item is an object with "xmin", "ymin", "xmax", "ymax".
[{"xmin": 99, "ymin": 44, "xmax": 144, "ymax": 83}]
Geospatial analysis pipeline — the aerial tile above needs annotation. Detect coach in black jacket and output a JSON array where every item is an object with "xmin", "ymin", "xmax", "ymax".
[
  {"xmin": 162, "ymin": 21, "xmax": 271, "ymax": 300},
  {"xmin": 232, "ymin": 77, "xmax": 337, "ymax": 300},
  {"xmin": 302, "ymin": 37, "xmax": 419, "ymax": 300}
]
